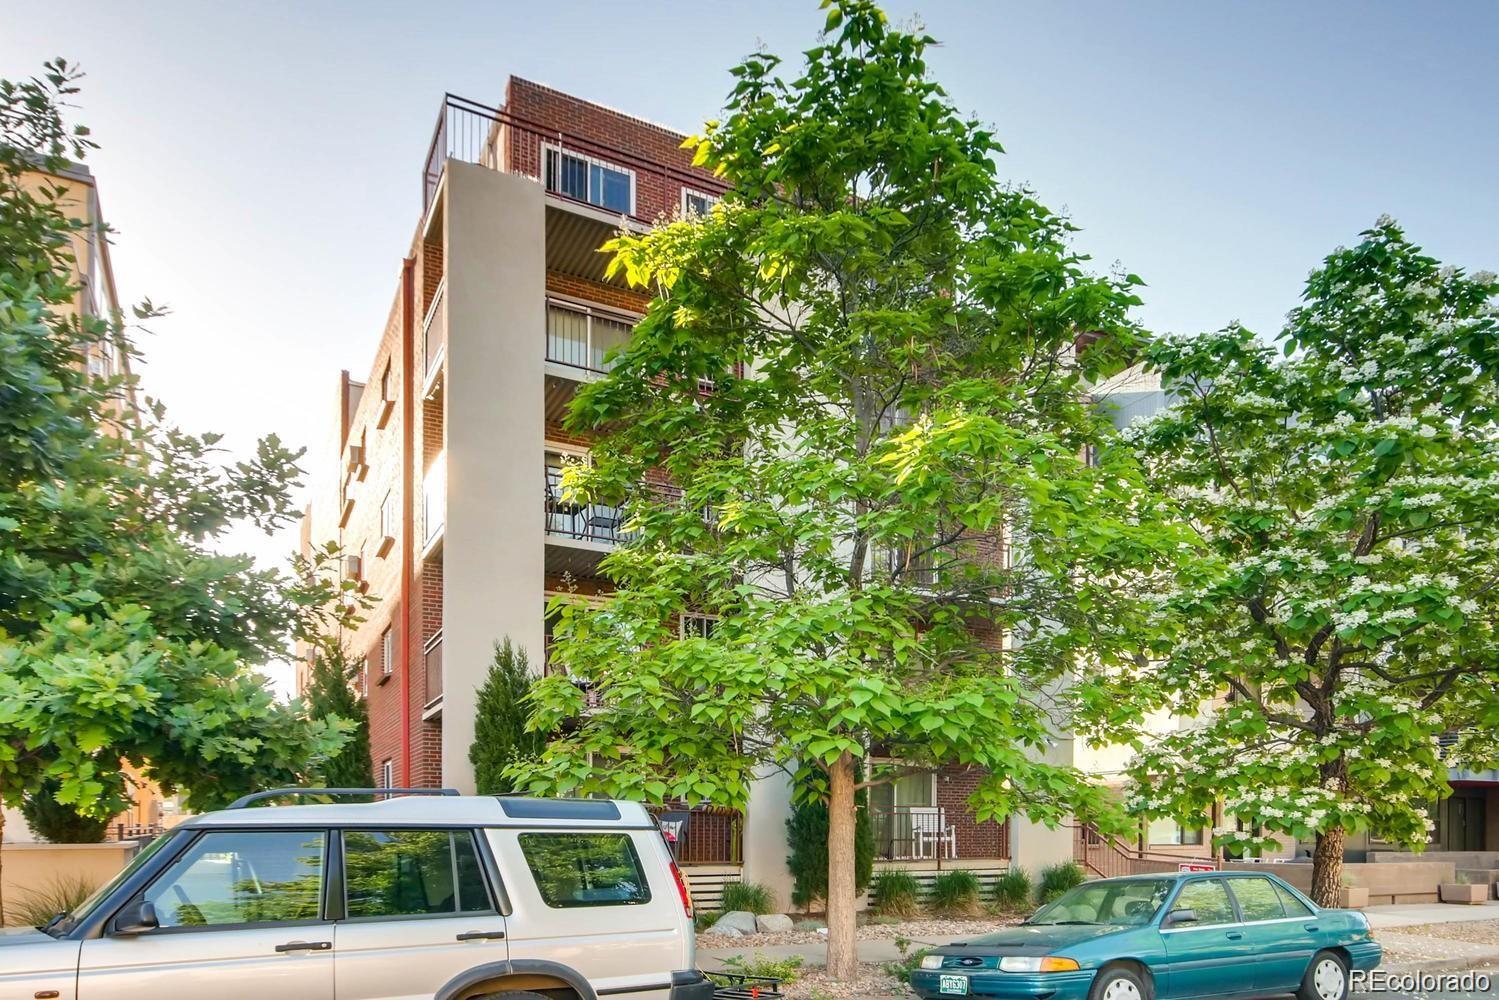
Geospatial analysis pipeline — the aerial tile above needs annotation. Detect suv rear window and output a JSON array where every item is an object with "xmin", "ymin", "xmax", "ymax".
[{"xmin": 518, "ymin": 833, "xmax": 650, "ymax": 908}]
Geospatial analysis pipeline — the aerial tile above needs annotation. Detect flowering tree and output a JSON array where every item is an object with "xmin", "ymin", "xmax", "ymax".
[
  {"xmin": 509, "ymin": 2, "xmax": 1180, "ymax": 979},
  {"xmin": 1116, "ymin": 218, "xmax": 1499, "ymax": 905}
]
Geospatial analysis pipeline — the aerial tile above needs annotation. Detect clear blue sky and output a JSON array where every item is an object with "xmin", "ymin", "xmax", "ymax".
[{"xmin": 5, "ymin": 1, "xmax": 1496, "ymax": 692}]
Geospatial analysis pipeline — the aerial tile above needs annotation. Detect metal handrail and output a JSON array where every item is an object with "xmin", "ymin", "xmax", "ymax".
[{"xmin": 227, "ymin": 787, "xmax": 459, "ymax": 809}]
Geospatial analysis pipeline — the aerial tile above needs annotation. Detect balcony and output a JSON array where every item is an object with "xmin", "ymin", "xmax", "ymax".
[
  {"xmin": 647, "ymin": 805, "xmax": 744, "ymax": 867},
  {"xmin": 423, "ymin": 279, "xmax": 446, "ymax": 398},
  {"xmin": 422, "ymin": 631, "xmax": 443, "ymax": 716},
  {"xmin": 423, "ymin": 94, "xmax": 727, "ymax": 224},
  {"xmin": 871, "ymin": 806, "xmax": 957, "ymax": 861},
  {"xmin": 423, "ymin": 451, "xmax": 445, "ymax": 556}
]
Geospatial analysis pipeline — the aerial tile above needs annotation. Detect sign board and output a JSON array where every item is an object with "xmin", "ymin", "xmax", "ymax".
[{"xmin": 1178, "ymin": 862, "xmax": 1216, "ymax": 873}]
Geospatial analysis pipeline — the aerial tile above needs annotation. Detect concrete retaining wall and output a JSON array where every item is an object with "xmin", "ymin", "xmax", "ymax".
[
  {"xmin": 1225, "ymin": 860, "xmax": 1456, "ymax": 905},
  {"xmin": 1, "ymin": 841, "xmax": 139, "ymax": 925}
]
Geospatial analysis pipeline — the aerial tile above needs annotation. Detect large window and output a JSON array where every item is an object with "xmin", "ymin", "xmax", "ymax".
[
  {"xmin": 518, "ymin": 833, "xmax": 650, "ymax": 908},
  {"xmin": 1169, "ymin": 878, "xmax": 1236, "ymax": 926},
  {"xmin": 544, "ymin": 148, "xmax": 634, "ymax": 214},
  {"xmin": 1148, "ymin": 817, "xmax": 1205, "ymax": 846},
  {"xmin": 343, "ymin": 830, "xmax": 492, "ymax": 918},
  {"xmin": 142, "ymin": 831, "xmax": 324, "ymax": 928}
]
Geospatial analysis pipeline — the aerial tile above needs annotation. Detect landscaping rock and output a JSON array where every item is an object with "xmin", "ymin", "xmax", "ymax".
[
  {"xmin": 710, "ymin": 911, "xmax": 760, "ymax": 935},
  {"xmin": 756, "ymin": 913, "xmax": 795, "ymax": 933}
]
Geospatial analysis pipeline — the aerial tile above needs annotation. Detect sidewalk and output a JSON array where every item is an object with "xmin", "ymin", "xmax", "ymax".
[{"xmin": 1366, "ymin": 900, "xmax": 1499, "ymax": 930}]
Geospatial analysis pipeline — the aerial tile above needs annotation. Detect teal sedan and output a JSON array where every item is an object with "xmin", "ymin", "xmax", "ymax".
[{"xmin": 909, "ymin": 871, "xmax": 1379, "ymax": 1000}]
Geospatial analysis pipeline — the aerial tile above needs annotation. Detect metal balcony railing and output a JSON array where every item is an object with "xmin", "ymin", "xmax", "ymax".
[
  {"xmin": 422, "ymin": 94, "xmax": 729, "ymax": 220},
  {"xmin": 1072, "ymin": 823, "xmax": 1216, "ymax": 878},
  {"xmin": 648, "ymin": 804, "xmax": 744, "ymax": 866},
  {"xmin": 423, "ymin": 631, "xmax": 443, "ymax": 706},
  {"xmin": 871, "ymin": 806, "xmax": 956, "ymax": 861}
]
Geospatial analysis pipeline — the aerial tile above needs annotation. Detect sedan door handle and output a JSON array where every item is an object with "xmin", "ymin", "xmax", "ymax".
[
  {"xmin": 275, "ymin": 940, "xmax": 332, "ymax": 953},
  {"xmin": 1225, "ymin": 931, "xmax": 1244, "ymax": 941},
  {"xmin": 1304, "ymin": 923, "xmax": 1320, "ymax": 933},
  {"xmin": 456, "ymin": 930, "xmax": 506, "ymax": 941}
]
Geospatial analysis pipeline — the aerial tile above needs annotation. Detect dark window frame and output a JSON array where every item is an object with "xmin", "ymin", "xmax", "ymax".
[{"xmin": 339, "ymin": 828, "xmax": 498, "ymax": 924}]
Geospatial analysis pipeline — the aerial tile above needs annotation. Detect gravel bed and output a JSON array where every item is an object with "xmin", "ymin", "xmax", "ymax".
[
  {"xmin": 698, "ymin": 915, "xmax": 1023, "ymax": 950},
  {"xmin": 780, "ymin": 964, "xmax": 913, "ymax": 1000}
]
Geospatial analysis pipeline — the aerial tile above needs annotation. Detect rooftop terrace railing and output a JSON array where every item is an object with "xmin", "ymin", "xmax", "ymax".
[{"xmin": 422, "ymin": 94, "xmax": 729, "ymax": 222}]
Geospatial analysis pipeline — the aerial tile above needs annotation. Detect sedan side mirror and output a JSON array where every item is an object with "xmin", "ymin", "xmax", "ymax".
[
  {"xmin": 113, "ymin": 900, "xmax": 160, "ymax": 936},
  {"xmin": 1163, "ymin": 908, "xmax": 1198, "ymax": 928}
]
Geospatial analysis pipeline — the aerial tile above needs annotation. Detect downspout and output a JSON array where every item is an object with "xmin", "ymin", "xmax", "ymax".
[{"xmin": 400, "ymin": 256, "xmax": 416, "ymax": 786}]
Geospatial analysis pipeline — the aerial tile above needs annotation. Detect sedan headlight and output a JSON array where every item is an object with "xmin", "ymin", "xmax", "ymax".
[
  {"xmin": 919, "ymin": 955, "xmax": 945, "ymax": 970},
  {"xmin": 999, "ymin": 957, "xmax": 1081, "ymax": 973}
]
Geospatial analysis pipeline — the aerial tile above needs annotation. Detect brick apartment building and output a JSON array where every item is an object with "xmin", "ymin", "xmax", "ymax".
[{"xmin": 302, "ymin": 78, "xmax": 1068, "ymax": 904}]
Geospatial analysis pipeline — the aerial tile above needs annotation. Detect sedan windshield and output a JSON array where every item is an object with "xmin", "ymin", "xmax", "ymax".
[{"xmin": 1026, "ymin": 878, "xmax": 1171, "ymax": 927}]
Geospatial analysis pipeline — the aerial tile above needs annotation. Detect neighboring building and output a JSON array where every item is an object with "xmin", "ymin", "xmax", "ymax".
[
  {"xmin": 3, "ymin": 160, "xmax": 164, "ymax": 844},
  {"xmin": 302, "ymin": 78, "xmax": 1043, "ymax": 906}
]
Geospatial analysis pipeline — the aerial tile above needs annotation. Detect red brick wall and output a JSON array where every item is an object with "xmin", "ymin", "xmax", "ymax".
[
  {"xmin": 502, "ymin": 77, "xmax": 723, "ymax": 221},
  {"xmin": 937, "ymin": 765, "xmax": 1012, "ymax": 859},
  {"xmin": 546, "ymin": 272, "xmax": 649, "ymax": 315}
]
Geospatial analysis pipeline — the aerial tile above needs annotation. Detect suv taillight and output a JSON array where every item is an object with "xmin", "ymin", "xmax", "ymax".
[{"xmin": 668, "ymin": 857, "xmax": 694, "ymax": 918}]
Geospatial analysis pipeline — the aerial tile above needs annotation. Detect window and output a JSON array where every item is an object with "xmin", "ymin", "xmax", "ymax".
[
  {"xmin": 544, "ymin": 148, "xmax": 634, "ymax": 214},
  {"xmin": 1169, "ymin": 878, "xmax": 1236, "ymax": 926},
  {"xmin": 680, "ymin": 613, "xmax": 717, "ymax": 639},
  {"xmin": 1227, "ymin": 876, "xmax": 1286, "ymax": 922},
  {"xmin": 358, "ymin": 656, "xmax": 369, "ymax": 698},
  {"xmin": 141, "ymin": 830, "xmax": 324, "ymax": 928},
  {"xmin": 546, "ymin": 301, "xmax": 632, "ymax": 374},
  {"xmin": 518, "ymin": 833, "xmax": 650, "ymax": 908},
  {"xmin": 343, "ymin": 830, "xmax": 492, "ymax": 918},
  {"xmin": 1148, "ymin": 817, "xmax": 1205, "ymax": 846},
  {"xmin": 381, "ymin": 626, "xmax": 394, "ymax": 677},
  {"xmin": 380, "ymin": 360, "xmax": 393, "ymax": 402},
  {"xmin": 380, "ymin": 759, "xmax": 394, "ymax": 789},
  {"xmin": 682, "ymin": 188, "xmax": 718, "ymax": 216},
  {"xmin": 1273, "ymin": 881, "xmax": 1315, "ymax": 918}
]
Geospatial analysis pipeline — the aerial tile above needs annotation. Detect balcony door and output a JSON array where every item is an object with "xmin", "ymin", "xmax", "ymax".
[{"xmin": 869, "ymin": 771, "xmax": 938, "ymax": 860}]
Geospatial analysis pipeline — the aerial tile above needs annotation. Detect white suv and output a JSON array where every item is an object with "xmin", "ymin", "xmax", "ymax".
[{"xmin": 0, "ymin": 792, "xmax": 713, "ymax": 1000}]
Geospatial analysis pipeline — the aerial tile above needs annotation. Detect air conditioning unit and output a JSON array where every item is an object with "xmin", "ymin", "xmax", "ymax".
[
  {"xmin": 343, "ymin": 554, "xmax": 363, "ymax": 581},
  {"xmin": 346, "ymin": 445, "xmax": 367, "ymax": 482}
]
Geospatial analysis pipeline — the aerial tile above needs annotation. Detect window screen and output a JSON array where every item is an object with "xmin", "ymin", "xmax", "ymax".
[
  {"xmin": 343, "ymin": 830, "xmax": 493, "ymax": 918},
  {"xmin": 518, "ymin": 833, "xmax": 650, "ymax": 908}
]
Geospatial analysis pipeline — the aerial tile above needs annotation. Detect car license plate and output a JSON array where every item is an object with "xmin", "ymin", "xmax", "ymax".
[{"xmin": 938, "ymin": 974, "xmax": 969, "ymax": 995}]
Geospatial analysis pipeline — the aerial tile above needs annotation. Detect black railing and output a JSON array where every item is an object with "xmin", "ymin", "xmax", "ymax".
[
  {"xmin": 545, "ymin": 468, "xmax": 634, "ymax": 545},
  {"xmin": 648, "ymin": 804, "xmax": 744, "ymax": 866},
  {"xmin": 422, "ymin": 94, "xmax": 729, "ymax": 219},
  {"xmin": 423, "ymin": 631, "xmax": 443, "ymax": 705}
]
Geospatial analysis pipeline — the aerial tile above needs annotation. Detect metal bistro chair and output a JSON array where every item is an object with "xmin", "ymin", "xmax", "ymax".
[
  {"xmin": 585, "ymin": 503, "xmax": 624, "ymax": 544},
  {"xmin": 546, "ymin": 473, "xmax": 585, "ymax": 538}
]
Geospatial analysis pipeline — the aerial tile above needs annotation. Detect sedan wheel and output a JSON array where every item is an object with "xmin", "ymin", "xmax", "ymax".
[
  {"xmin": 1297, "ymin": 952, "xmax": 1349, "ymax": 1000},
  {"xmin": 1089, "ymin": 967, "xmax": 1149, "ymax": 1000}
]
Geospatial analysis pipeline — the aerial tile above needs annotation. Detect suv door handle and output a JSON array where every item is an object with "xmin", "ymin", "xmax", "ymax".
[
  {"xmin": 456, "ymin": 930, "xmax": 506, "ymax": 941},
  {"xmin": 275, "ymin": 940, "xmax": 332, "ymax": 953}
]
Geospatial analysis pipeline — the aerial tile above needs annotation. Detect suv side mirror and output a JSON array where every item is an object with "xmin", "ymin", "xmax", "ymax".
[
  {"xmin": 113, "ymin": 900, "xmax": 159, "ymax": 936},
  {"xmin": 1163, "ymin": 908, "xmax": 1198, "ymax": 928}
]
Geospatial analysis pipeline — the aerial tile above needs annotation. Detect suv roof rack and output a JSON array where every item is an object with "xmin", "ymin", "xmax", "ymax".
[{"xmin": 227, "ymin": 787, "xmax": 461, "ymax": 809}]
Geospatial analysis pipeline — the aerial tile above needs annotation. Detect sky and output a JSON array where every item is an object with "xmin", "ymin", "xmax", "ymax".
[{"xmin": 5, "ymin": 1, "xmax": 1497, "ymax": 696}]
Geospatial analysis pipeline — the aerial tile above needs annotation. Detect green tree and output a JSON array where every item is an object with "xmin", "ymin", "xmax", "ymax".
[
  {"xmin": 304, "ymin": 644, "xmax": 374, "ymax": 790},
  {"xmin": 470, "ymin": 640, "xmax": 547, "ymax": 794},
  {"xmin": 785, "ymin": 766, "xmax": 874, "ymax": 911},
  {"xmin": 0, "ymin": 62, "xmax": 354, "ymax": 912},
  {"xmin": 509, "ymin": 3, "xmax": 1179, "ymax": 977},
  {"xmin": 20, "ymin": 777, "xmax": 113, "ymax": 844},
  {"xmin": 1114, "ymin": 218, "xmax": 1499, "ymax": 905}
]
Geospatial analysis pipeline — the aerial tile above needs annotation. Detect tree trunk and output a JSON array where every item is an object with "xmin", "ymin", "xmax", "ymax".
[
  {"xmin": 825, "ymin": 753, "xmax": 859, "ymax": 982},
  {"xmin": 1311, "ymin": 827, "xmax": 1345, "ymax": 908}
]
